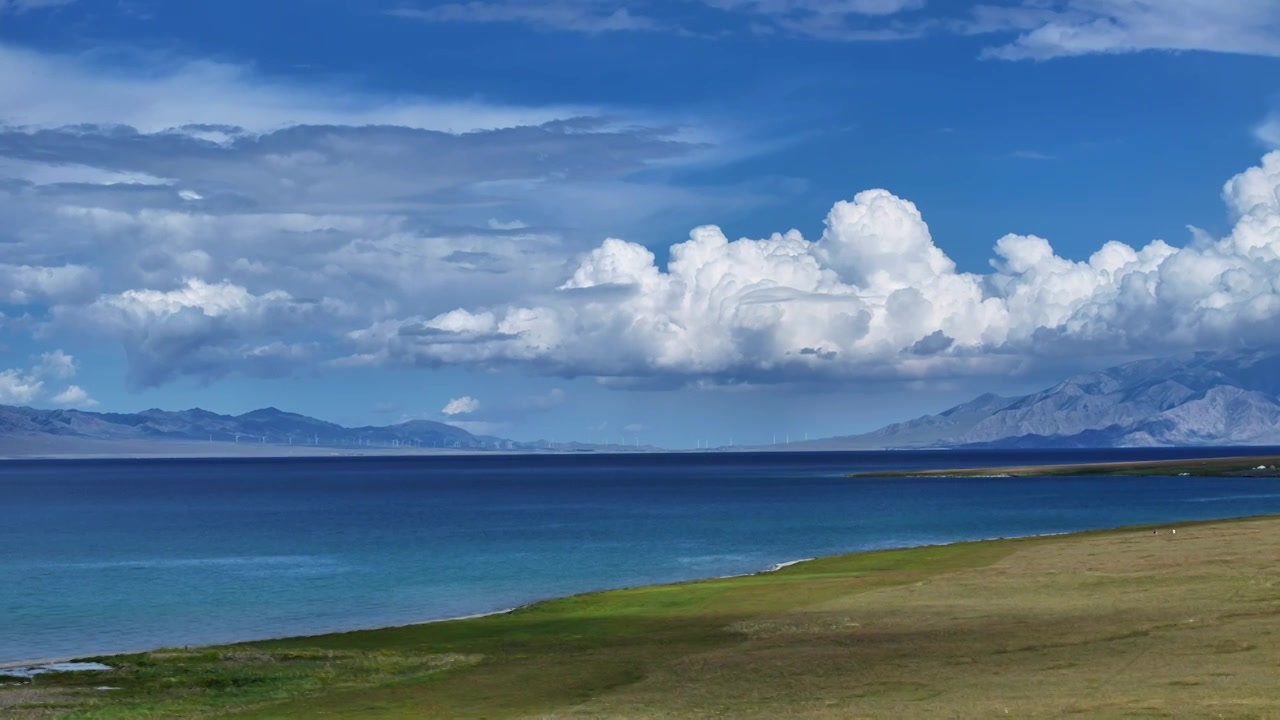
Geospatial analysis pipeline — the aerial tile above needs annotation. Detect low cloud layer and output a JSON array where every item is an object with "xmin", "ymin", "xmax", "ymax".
[{"xmin": 349, "ymin": 151, "xmax": 1280, "ymax": 384}]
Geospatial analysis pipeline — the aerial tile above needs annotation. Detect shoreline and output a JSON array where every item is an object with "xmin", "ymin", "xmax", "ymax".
[
  {"xmin": 848, "ymin": 453, "xmax": 1280, "ymax": 478},
  {"xmin": 11, "ymin": 514, "xmax": 1280, "ymax": 717},
  {"xmin": 2, "ymin": 516, "xmax": 1239, "ymax": 671},
  {"xmin": 2, "ymin": 554, "xmax": 828, "ymax": 671}
]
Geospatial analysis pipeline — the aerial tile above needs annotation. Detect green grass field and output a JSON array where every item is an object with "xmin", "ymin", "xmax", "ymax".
[{"xmin": 6, "ymin": 516, "xmax": 1280, "ymax": 719}]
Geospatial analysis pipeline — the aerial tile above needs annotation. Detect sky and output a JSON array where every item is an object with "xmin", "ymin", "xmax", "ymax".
[{"xmin": 0, "ymin": 0, "xmax": 1279, "ymax": 448}]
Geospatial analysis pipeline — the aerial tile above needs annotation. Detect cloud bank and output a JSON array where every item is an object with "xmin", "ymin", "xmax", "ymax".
[
  {"xmin": 0, "ymin": 42, "xmax": 728, "ymax": 389},
  {"xmin": 4, "ymin": 37, "xmax": 1279, "ymax": 393},
  {"xmin": 347, "ymin": 150, "xmax": 1280, "ymax": 384}
]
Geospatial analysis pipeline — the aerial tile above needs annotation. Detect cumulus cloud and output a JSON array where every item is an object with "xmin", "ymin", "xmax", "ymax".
[
  {"xmin": 0, "ymin": 348, "xmax": 81, "ymax": 405},
  {"xmin": 441, "ymin": 396, "xmax": 481, "ymax": 416},
  {"xmin": 50, "ymin": 384, "xmax": 97, "ymax": 407},
  {"xmin": 36, "ymin": 349, "xmax": 76, "ymax": 380},
  {"xmin": 1258, "ymin": 114, "xmax": 1280, "ymax": 149},
  {"xmin": 0, "ymin": 41, "xmax": 738, "ymax": 389},
  {"xmin": 66, "ymin": 279, "xmax": 336, "ymax": 388},
  {"xmin": 0, "ymin": 264, "xmax": 99, "ymax": 305},
  {"xmin": 0, "ymin": 369, "xmax": 42, "ymax": 404},
  {"xmin": 343, "ymin": 151, "xmax": 1280, "ymax": 384}
]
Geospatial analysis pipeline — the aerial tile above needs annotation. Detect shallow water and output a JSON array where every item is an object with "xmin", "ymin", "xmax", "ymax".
[{"xmin": 4, "ymin": 449, "xmax": 1280, "ymax": 663}]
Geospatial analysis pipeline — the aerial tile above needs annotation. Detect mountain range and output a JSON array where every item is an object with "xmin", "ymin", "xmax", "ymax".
[
  {"xmin": 803, "ymin": 349, "xmax": 1280, "ymax": 449},
  {"xmin": 0, "ymin": 405, "xmax": 511, "ymax": 454},
  {"xmin": 4, "ymin": 349, "xmax": 1280, "ymax": 456}
]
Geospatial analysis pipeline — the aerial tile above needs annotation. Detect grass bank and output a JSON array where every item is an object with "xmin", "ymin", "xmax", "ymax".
[
  {"xmin": 847, "ymin": 454, "xmax": 1280, "ymax": 478},
  {"xmin": 6, "ymin": 516, "xmax": 1280, "ymax": 718}
]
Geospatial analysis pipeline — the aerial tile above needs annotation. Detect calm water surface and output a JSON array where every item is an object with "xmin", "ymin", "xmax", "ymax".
[{"xmin": 4, "ymin": 448, "xmax": 1280, "ymax": 663}]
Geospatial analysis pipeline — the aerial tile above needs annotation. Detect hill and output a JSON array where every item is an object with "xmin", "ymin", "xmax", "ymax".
[
  {"xmin": 0, "ymin": 404, "xmax": 507, "ymax": 454},
  {"xmin": 807, "ymin": 349, "xmax": 1280, "ymax": 449}
]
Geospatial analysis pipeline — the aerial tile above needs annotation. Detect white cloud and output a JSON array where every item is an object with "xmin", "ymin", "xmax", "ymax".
[
  {"xmin": 441, "ymin": 396, "xmax": 481, "ymax": 416},
  {"xmin": 976, "ymin": 1, "xmax": 1280, "ymax": 60},
  {"xmin": 0, "ymin": 42, "xmax": 588, "ymax": 134},
  {"xmin": 0, "ymin": 0, "xmax": 74, "ymax": 13},
  {"xmin": 36, "ymin": 349, "xmax": 76, "ymax": 380},
  {"xmin": 344, "ymin": 151, "xmax": 1280, "ymax": 384},
  {"xmin": 1257, "ymin": 114, "xmax": 1280, "ymax": 148},
  {"xmin": 0, "ymin": 44, "xmax": 745, "ymax": 403},
  {"xmin": 391, "ymin": 2, "xmax": 663, "ymax": 33},
  {"xmin": 0, "ymin": 74, "xmax": 716, "ymax": 347},
  {"xmin": 0, "ymin": 157, "xmax": 171, "ymax": 186},
  {"xmin": 0, "ymin": 348, "xmax": 79, "ymax": 405},
  {"xmin": 67, "ymin": 279, "xmax": 340, "ymax": 388},
  {"xmin": 391, "ymin": 0, "xmax": 930, "ymax": 38},
  {"xmin": 0, "ymin": 369, "xmax": 42, "ymax": 404},
  {"xmin": 388, "ymin": 0, "xmax": 1280, "ymax": 55},
  {"xmin": 94, "ymin": 278, "xmax": 293, "ymax": 319},
  {"xmin": 50, "ymin": 384, "xmax": 97, "ymax": 407},
  {"xmin": 0, "ymin": 263, "xmax": 99, "ymax": 305}
]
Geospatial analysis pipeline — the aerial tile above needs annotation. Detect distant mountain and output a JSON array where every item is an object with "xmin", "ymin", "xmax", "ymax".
[
  {"xmin": 807, "ymin": 349, "xmax": 1280, "ymax": 449},
  {"xmin": 0, "ymin": 404, "xmax": 515, "ymax": 451}
]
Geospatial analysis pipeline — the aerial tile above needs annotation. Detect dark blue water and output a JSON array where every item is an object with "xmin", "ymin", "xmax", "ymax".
[{"xmin": 4, "ymin": 449, "xmax": 1280, "ymax": 664}]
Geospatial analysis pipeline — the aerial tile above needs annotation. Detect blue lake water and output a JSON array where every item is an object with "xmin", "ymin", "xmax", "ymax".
[{"xmin": 4, "ymin": 448, "xmax": 1280, "ymax": 664}]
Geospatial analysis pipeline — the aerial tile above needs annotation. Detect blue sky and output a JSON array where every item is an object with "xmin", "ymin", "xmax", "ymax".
[{"xmin": 1, "ymin": 0, "xmax": 1279, "ymax": 447}]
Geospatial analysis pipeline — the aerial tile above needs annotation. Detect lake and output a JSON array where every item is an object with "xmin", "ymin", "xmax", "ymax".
[{"xmin": 4, "ymin": 448, "xmax": 1280, "ymax": 664}]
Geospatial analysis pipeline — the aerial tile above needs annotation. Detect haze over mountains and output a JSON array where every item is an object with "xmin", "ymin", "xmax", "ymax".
[
  {"xmin": 802, "ymin": 350, "xmax": 1280, "ymax": 450},
  {"xmin": 0, "ymin": 405, "xmax": 512, "ymax": 456},
  {"xmin": 3, "ymin": 349, "xmax": 1280, "ymax": 456},
  {"xmin": 0, "ymin": 405, "xmax": 662, "ymax": 457}
]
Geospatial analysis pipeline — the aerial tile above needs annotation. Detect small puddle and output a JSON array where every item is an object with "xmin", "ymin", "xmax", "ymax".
[{"xmin": 0, "ymin": 662, "xmax": 114, "ymax": 680}]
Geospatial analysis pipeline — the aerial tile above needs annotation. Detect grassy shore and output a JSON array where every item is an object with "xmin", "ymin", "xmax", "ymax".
[
  {"xmin": 6, "ymin": 516, "xmax": 1280, "ymax": 719},
  {"xmin": 847, "ymin": 454, "xmax": 1280, "ymax": 478}
]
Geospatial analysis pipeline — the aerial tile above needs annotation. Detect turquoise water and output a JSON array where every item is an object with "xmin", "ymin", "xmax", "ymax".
[{"xmin": 4, "ymin": 449, "xmax": 1280, "ymax": 663}]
